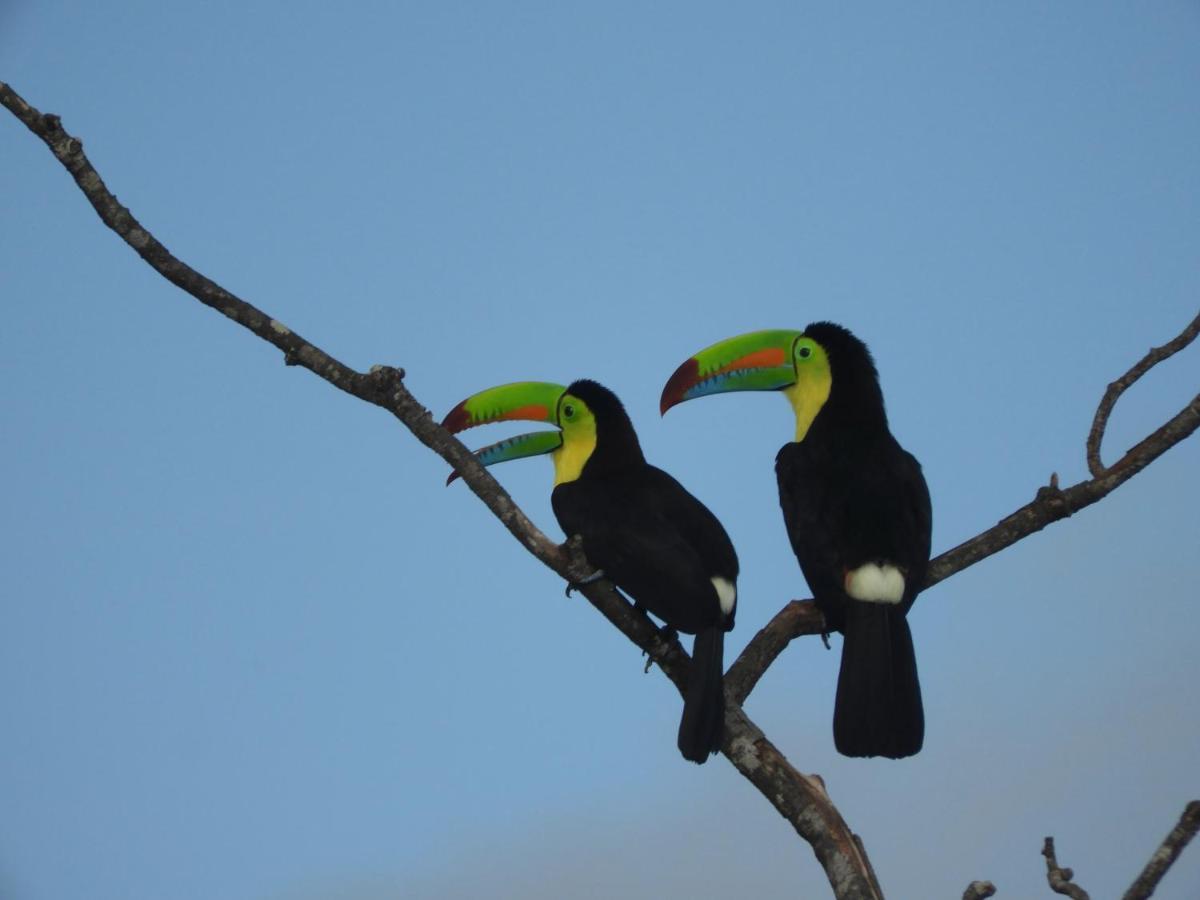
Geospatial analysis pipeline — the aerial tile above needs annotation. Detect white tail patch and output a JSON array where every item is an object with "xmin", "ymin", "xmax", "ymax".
[
  {"xmin": 844, "ymin": 564, "xmax": 905, "ymax": 604},
  {"xmin": 711, "ymin": 576, "xmax": 737, "ymax": 616}
]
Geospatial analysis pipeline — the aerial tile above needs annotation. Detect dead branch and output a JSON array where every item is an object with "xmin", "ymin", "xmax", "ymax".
[
  {"xmin": 1042, "ymin": 837, "xmax": 1090, "ymax": 900},
  {"xmin": 1122, "ymin": 801, "xmax": 1200, "ymax": 900},
  {"xmin": 962, "ymin": 881, "xmax": 997, "ymax": 900},
  {"xmin": 727, "ymin": 599, "xmax": 826, "ymax": 704},
  {"xmin": 1088, "ymin": 312, "xmax": 1200, "ymax": 477}
]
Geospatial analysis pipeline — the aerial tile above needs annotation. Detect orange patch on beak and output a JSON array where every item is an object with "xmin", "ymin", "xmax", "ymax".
[
  {"xmin": 714, "ymin": 346, "xmax": 787, "ymax": 377},
  {"xmin": 442, "ymin": 402, "xmax": 552, "ymax": 433},
  {"xmin": 495, "ymin": 404, "xmax": 550, "ymax": 423}
]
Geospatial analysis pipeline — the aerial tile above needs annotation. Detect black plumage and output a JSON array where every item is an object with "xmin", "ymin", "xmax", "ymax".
[
  {"xmin": 551, "ymin": 380, "xmax": 739, "ymax": 763},
  {"xmin": 776, "ymin": 324, "xmax": 931, "ymax": 759}
]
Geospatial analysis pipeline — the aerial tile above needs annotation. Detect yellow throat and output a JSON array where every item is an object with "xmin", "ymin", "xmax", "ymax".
[
  {"xmin": 552, "ymin": 417, "xmax": 597, "ymax": 485},
  {"xmin": 783, "ymin": 368, "xmax": 832, "ymax": 442}
]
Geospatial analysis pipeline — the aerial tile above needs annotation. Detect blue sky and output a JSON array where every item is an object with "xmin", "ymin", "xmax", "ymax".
[{"xmin": 2, "ymin": 3, "xmax": 1198, "ymax": 898}]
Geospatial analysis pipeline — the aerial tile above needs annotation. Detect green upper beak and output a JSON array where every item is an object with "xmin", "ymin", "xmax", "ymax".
[
  {"xmin": 441, "ymin": 381, "xmax": 567, "ymax": 484},
  {"xmin": 660, "ymin": 329, "xmax": 802, "ymax": 414}
]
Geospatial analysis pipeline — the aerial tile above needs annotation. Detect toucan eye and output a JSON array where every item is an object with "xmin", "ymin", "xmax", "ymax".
[
  {"xmin": 563, "ymin": 404, "xmax": 575, "ymax": 419},
  {"xmin": 797, "ymin": 345, "xmax": 813, "ymax": 360}
]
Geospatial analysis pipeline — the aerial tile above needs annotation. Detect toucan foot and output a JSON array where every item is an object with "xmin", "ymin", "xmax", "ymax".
[
  {"xmin": 821, "ymin": 632, "xmax": 831, "ymax": 650},
  {"xmin": 564, "ymin": 568, "xmax": 606, "ymax": 597},
  {"xmin": 641, "ymin": 624, "xmax": 678, "ymax": 673}
]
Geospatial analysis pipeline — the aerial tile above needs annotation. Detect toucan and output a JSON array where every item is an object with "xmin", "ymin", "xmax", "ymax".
[
  {"xmin": 442, "ymin": 379, "xmax": 738, "ymax": 764},
  {"xmin": 660, "ymin": 324, "xmax": 931, "ymax": 759}
]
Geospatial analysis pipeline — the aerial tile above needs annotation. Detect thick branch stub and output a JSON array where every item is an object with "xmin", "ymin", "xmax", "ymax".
[
  {"xmin": 1042, "ymin": 837, "xmax": 1090, "ymax": 900},
  {"xmin": 962, "ymin": 881, "xmax": 997, "ymax": 900}
]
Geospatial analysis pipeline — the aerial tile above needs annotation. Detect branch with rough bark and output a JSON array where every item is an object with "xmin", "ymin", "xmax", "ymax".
[
  {"xmin": 964, "ymin": 801, "xmax": 1200, "ymax": 900},
  {"xmin": 1037, "ymin": 801, "xmax": 1200, "ymax": 899},
  {"xmin": 1042, "ymin": 837, "xmax": 1091, "ymax": 900},
  {"xmin": 1089, "ymin": 317, "xmax": 1200, "ymax": 478},
  {"xmin": 962, "ymin": 881, "xmax": 997, "ymax": 900},
  {"xmin": 4, "ymin": 80, "xmax": 1197, "ymax": 900},
  {"xmin": 1123, "ymin": 801, "xmax": 1200, "ymax": 900}
]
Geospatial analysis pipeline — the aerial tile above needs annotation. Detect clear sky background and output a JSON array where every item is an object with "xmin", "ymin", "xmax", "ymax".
[{"xmin": 3, "ymin": 3, "xmax": 1198, "ymax": 899}]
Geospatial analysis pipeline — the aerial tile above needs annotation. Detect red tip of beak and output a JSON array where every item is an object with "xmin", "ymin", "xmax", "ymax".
[
  {"xmin": 441, "ymin": 402, "xmax": 471, "ymax": 434},
  {"xmin": 445, "ymin": 470, "xmax": 461, "ymax": 486},
  {"xmin": 660, "ymin": 358, "xmax": 700, "ymax": 415}
]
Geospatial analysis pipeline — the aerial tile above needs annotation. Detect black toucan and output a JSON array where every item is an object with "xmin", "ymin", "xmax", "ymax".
[
  {"xmin": 442, "ymin": 379, "xmax": 738, "ymax": 763},
  {"xmin": 661, "ymin": 324, "xmax": 931, "ymax": 759}
]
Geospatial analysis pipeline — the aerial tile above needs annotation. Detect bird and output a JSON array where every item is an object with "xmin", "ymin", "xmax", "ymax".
[
  {"xmin": 442, "ymin": 378, "xmax": 739, "ymax": 763},
  {"xmin": 660, "ymin": 323, "xmax": 931, "ymax": 759}
]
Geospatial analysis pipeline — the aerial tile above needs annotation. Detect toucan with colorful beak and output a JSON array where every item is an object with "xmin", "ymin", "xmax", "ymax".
[
  {"xmin": 442, "ymin": 379, "xmax": 739, "ymax": 764},
  {"xmin": 660, "ymin": 324, "xmax": 931, "ymax": 759}
]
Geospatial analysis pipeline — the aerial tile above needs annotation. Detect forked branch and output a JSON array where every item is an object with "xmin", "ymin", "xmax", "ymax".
[{"xmin": 1088, "ymin": 312, "xmax": 1200, "ymax": 478}]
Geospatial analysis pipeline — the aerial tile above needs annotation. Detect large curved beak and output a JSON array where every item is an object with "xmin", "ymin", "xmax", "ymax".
[
  {"xmin": 441, "ymin": 381, "xmax": 567, "ymax": 484},
  {"xmin": 660, "ymin": 330, "xmax": 801, "ymax": 414}
]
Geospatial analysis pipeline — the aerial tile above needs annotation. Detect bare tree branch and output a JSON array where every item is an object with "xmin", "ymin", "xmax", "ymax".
[
  {"xmin": 927, "ymin": 398, "xmax": 1200, "ymax": 591},
  {"xmin": 1088, "ymin": 312, "xmax": 1200, "ymax": 477},
  {"xmin": 1, "ymin": 81, "xmax": 885, "ymax": 900},
  {"xmin": 929, "ymin": 309, "xmax": 1199, "ymax": 590},
  {"xmin": 1122, "ymin": 801, "xmax": 1200, "ymax": 900},
  {"xmin": 0, "ymin": 81, "xmax": 563, "ymax": 571},
  {"xmin": 1042, "ymin": 837, "xmax": 1090, "ymax": 900},
  {"xmin": 727, "ymin": 599, "xmax": 826, "ymax": 704},
  {"xmin": 962, "ymin": 881, "xmax": 997, "ymax": 900}
]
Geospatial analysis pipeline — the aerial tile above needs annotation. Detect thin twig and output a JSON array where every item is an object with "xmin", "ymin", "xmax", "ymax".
[
  {"xmin": 1122, "ymin": 801, "xmax": 1200, "ymax": 900},
  {"xmin": 1087, "ymin": 311, "xmax": 1200, "ymax": 477},
  {"xmin": 1042, "ymin": 837, "xmax": 1090, "ymax": 900}
]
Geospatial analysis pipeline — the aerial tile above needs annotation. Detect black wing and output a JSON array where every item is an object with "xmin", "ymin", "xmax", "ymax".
[
  {"xmin": 892, "ymin": 446, "xmax": 932, "ymax": 606},
  {"xmin": 552, "ymin": 466, "xmax": 736, "ymax": 634},
  {"xmin": 777, "ymin": 436, "xmax": 931, "ymax": 622}
]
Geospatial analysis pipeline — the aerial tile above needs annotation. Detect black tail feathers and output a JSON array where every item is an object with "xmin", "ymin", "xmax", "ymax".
[
  {"xmin": 833, "ymin": 603, "xmax": 924, "ymax": 759},
  {"xmin": 677, "ymin": 625, "xmax": 725, "ymax": 763}
]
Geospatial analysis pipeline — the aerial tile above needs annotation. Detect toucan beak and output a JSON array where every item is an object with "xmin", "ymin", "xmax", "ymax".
[
  {"xmin": 660, "ymin": 329, "xmax": 802, "ymax": 414},
  {"xmin": 441, "ymin": 381, "xmax": 567, "ymax": 484}
]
